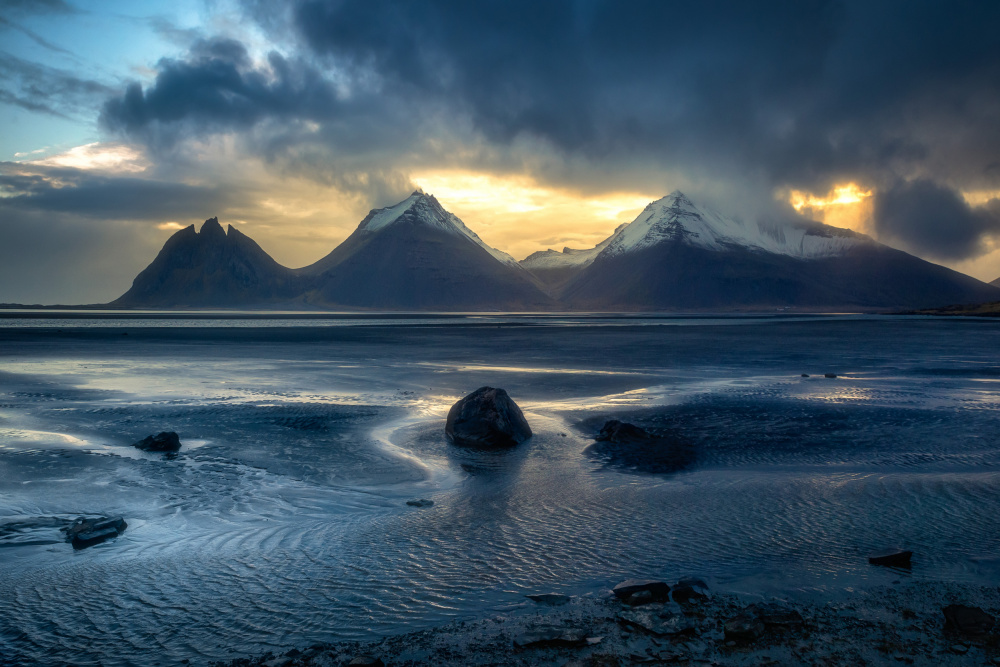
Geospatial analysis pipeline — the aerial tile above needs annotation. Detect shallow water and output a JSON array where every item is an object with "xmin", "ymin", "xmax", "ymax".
[{"xmin": 1, "ymin": 315, "xmax": 999, "ymax": 665}]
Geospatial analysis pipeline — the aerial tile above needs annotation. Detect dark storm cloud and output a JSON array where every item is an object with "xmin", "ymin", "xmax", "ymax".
[
  {"xmin": 98, "ymin": 0, "xmax": 1000, "ymax": 258},
  {"xmin": 100, "ymin": 38, "xmax": 338, "ymax": 137},
  {"xmin": 0, "ymin": 162, "xmax": 236, "ymax": 220},
  {"xmin": 873, "ymin": 180, "xmax": 1000, "ymax": 261}
]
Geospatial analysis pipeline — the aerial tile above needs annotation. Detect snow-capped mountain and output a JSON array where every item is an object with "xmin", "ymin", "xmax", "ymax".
[
  {"xmin": 602, "ymin": 191, "xmax": 865, "ymax": 259},
  {"xmin": 552, "ymin": 191, "xmax": 1000, "ymax": 310},
  {"xmin": 112, "ymin": 217, "xmax": 302, "ymax": 307},
  {"xmin": 299, "ymin": 191, "xmax": 553, "ymax": 310},
  {"xmin": 519, "ymin": 223, "xmax": 625, "ymax": 293}
]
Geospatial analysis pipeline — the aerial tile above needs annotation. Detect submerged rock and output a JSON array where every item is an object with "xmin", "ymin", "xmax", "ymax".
[
  {"xmin": 586, "ymin": 421, "xmax": 695, "ymax": 474},
  {"xmin": 748, "ymin": 602, "xmax": 804, "ymax": 628},
  {"xmin": 724, "ymin": 613, "xmax": 765, "ymax": 642},
  {"xmin": 612, "ymin": 579, "xmax": 671, "ymax": 605},
  {"xmin": 943, "ymin": 604, "xmax": 995, "ymax": 637},
  {"xmin": 869, "ymin": 549, "xmax": 912, "ymax": 567},
  {"xmin": 133, "ymin": 431, "xmax": 181, "ymax": 452},
  {"xmin": 445, "ymin": 387, "xmax": 532, "ymax": 448},
  {"xmin": 618, "ymin": 606, "xmax": 694, "ymax": 636},
  {"xmin": 525, "ymin": 593, "xmax": 571, "ymax": 605},
  {"xmin": 64, "ymin": 516, "xmax": 127, "ymax": 550},
  {"xmin": 513, "ymin": 625, "xmax": 589, "ymax": 648},
  {"xmin": 671, "ymin": 577, "xmax": 709, "ymax": 604},
  {"xmin": 405, "ymin": 499, "xmax": 434, "ymax": 508},
  {"xmin": 347, "ymin": 657, "xmax": 384, "ymax": 667}
]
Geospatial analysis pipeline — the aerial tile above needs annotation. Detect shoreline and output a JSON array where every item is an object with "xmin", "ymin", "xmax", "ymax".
[{"xmin": 212, "ymin": 580, "xmax": 1000, "ymax": 666}]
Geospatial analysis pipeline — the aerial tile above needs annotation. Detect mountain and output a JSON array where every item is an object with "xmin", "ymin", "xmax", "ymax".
[
  {"xmin": 543, "ymin": 191, "xmax": 1000, "ymax": 310},
  {"xmin": 991, "ymin": 277, "xmax": 1000, "ymax": 287},
  {"xmin": 111, "ymin": 217, "xmax": 302, "ymax": 307},
  {"xmin": 520, "ymin": 223, "xmax": 626, "ymax": 295},
  {"xmin": 297, "ymin": 191, "xmax": 553, "ymax": 310}
]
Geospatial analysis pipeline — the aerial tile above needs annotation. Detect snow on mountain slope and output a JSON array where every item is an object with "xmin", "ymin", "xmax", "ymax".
[
  {"xmin": 359, "ymin": 190, "xmax": 521, "ymax": 269},
  {"xmin": 602, "ymin": 191, "xmax": 866, "ymax": 260},
  {"xmin": 520, "ymin": 224, "xmax": 627, "ymax": 271}
]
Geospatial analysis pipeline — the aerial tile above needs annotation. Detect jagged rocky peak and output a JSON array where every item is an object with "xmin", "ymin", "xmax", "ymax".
[{"xmin": 199, "ymin": 216, "xmax": 226, "ymax": 239}]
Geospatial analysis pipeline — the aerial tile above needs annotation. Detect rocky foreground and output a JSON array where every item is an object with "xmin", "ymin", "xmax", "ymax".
[{"xmin": 213, "ymin": 580, "xmax": 1000, "ymax": 666}]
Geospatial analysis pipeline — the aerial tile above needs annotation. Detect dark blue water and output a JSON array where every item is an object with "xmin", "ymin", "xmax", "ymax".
[{"xmin": 1, "ymin": 315, "xmax": 999, "ymax": 665}]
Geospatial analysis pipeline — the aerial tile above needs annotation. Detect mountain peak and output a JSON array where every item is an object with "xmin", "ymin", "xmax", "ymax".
[
  {"xmin": 200, "ymin": 216, "xmax": 226, "ymax": 240},
  {"xmin": 353, "ymin": 192, "xmax": 521, "ymax": 268}
]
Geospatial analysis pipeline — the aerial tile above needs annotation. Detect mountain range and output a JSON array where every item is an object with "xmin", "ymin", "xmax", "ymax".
[{"xmin": 110, "ymin": 190, "xmax": 1000, "ymax": 311}]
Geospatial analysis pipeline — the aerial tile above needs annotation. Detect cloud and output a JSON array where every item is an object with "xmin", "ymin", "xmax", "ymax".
[
  {"xmin": 873, "ymin": 179, "xmax": 1000, "ymax": 260},
  {"xmin": 0, "ymin": 161, "xmax": 237, "ymax": 220},
  {"xmin": 0, "ymin": 50, "xmax": 112, "ymax": 118},
  {"xmin": 0, "ymin": 0, "xmax": 76, "ymax": 18},
  {"xmin": 91, "ymin": 0, "xmax": 1000, "ymax": 264}
]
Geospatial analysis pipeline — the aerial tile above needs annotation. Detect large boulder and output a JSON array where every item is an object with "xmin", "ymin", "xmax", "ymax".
[
  {"xmin": 64, "ymin": 516, "xmax": 127, "ymax": 550},
  {"xmin": 445, "ymin": 387, "xmax": 532, "ymax": 448},
  {"xmin": 943, "ymin": 604, "xmax": 995, "ymax": 637},
  {"xmin": 133, "ymin": 431, "xmax": 181, "ymax": 452},
  {"xmin": 586, "ymin": 420, "xmax": 696, "ymax": 473}
]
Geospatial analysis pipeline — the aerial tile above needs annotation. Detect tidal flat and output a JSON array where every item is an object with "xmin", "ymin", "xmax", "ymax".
[{"xmin": 1, "ymin": 314, "xmax": 999, "ymax": 666}]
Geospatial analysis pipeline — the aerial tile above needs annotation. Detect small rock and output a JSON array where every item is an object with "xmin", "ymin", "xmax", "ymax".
[
  {"xmin": 724, "ymin": 613, "xmax": 765, "ymax": 642},
  {"xmin": 405, "ymin": 499, "xmax": 434, "ymax": 507},
  {"xmin": 671, "ymin": 577, "xmax": 709, "ymax": 604},
  {"xmin": 801, "ymin": 373, "xmax": 810, "ymax": 377},
  {"xmin": 618, "ymin": 607, "xmax": 695, "ymax": 636},
  {"xmin": 824, "ymin": 373, "xmax": 837, "ymax": 378},
  {"xmin": 513, "ymin": 625, "xmax": 588, "ymax": 648},
  {"xmin": 445, "ymin": 387, "xmax": 532, "ymax": 448},
  {"xmin": 869, "ymin": 548, "xmax": 912, "ymax": 567},
  {"xmin": 949, "ymin": 644, "xmax": 969, "ymax": 655},
  {"xmin": 612, "ymin": 579, "xmax": 671, "ymax": 603},
  {"xmin": 133, "ymin": 431, "xmax": 181, "ymax": 452},
  {"xmin": 748, "ymin": 602, "xmax": 804, "ymax": 627},
  {"xmin": 943, "ymin": 604, "xmax": 995, "ymax": 637},
  {"xmin": 64, "ymin": 516, "xmax": 127, "ymax": 550},
  {"xmin": 624, "ymin": 590, "xmax": 656, "ymax": 606},
  {"xmin": 526, "ymin": 593, "xmax": 571, "ymax": 606},
  {"xmin": 348, "ymin": 657, "xmax": 384, "ymax": 667}
]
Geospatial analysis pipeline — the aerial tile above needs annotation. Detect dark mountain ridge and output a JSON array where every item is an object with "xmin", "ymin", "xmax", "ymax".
[{"xmin": 108, "ymin": 191, "xmax": 1000, "ymax": 311}]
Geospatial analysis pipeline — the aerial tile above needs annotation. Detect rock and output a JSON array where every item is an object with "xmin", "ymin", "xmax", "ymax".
[
  {"xmin": 949, "ymin": 644, "xmax": 969, "ymax": 655},
  {"xmin": 943, "ymin": 604, "xmax": 995, "ymax": 637},
  {"xmin": 348, "ymin": 657, "xmax": 384, "ymax": 667},
  {"xmin": 671, "ymin": 577, "xmax": 709, "ymax": 604},
  {"xmin": 64, "ymin": 516, "xmax": 127, "ymax": 550},
  {"xmin": 617, "ymin": 607, "xmax": 695, "ymax": 636},
  {"xmin": 587, "ymin": 422, "xmax": 696, "ymax": 474},
  {"xmin": 525, "ymin": 593, "xmax": 571, "ymax": 605},
  {"xmin": 824, "ymin": 373, "xmax": 837, "ymax": 378},
  {"xmin": 801, "ymin": 374, "xmax": 810, "ymax": 377},
  {"xmin": 133, "ymin": 431, "xmax": 181, "ymax": 452},
  {"xmin": 611, "ymin": 579, "xmax": 671, "ymax": 604},
  {"xmin": 513, "ymin": 625, "xmax": 588, "ymax": 648},
  {"xmin": 596, "ymin": 420, "xmax": 653, "ymax": 443},
  {"xmin": 869, "ymin": 549, "xmax": 912, "ymax": 567},
  {"xmin": 445, "ymin": 387, "xmax": 531, "ymax": 448},
  {"xmin": 748, "ymin": 602, "xmax": 804, "ymax": 627},
  {"xmin": 405, "ymin": 499, "xmax": 434, "ymax": 507},
  {"xmin": 724, "ymin": 613, "xmax": 765, "ymax": 642},
  {"xmin": 623, "ymin": 590, "xmax": 656, "ymax": 606}
]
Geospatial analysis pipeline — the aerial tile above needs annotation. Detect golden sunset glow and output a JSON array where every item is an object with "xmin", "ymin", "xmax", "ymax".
[
  {"xmin": 29, "ymin": 143, "xmax": 149, "ymax": 173},
  {"xmin": 787, "ymin": 182, "xmax": 874, "ymax": 234},
  {"xmin": 413, "ymin": 170, "xmax": 657, "ymax": 259}
]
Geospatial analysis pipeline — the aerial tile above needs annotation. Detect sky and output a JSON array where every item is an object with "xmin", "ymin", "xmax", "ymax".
[{"xmin": 2, "ymin": 0, "xmax": 1000, "ymax": 304}]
